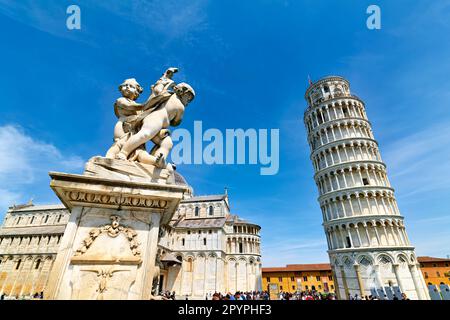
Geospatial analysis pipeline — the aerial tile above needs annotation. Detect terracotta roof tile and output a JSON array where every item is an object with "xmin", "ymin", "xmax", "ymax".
[{"xmin": 418, "ymin": 256, "xmax": 450, "ymax": 263}]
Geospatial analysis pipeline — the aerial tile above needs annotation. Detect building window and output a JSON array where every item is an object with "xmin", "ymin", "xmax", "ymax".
[
  {"xmin": 208, "ymin": 230, "xmax": 212, "ymax": 234},
  {"xmin": 433, "ymin": 264, "xmax": 437, "ymax": 267},
  {"xmin": 424, "ymin": 272, "xmax": 428, "ymax": 278},
  {"xmin": 362, "ymin": 178, "xmax": 370, "ymax": 186},
  {"xmin": 182, "ymin": 238, "xmax": 185, "ymax": 246},
  {"xmin": 279, "ymin": 286, "xmax": 283, "ymax": 290},
  {"xmin": 437, "ymin": 272, "xmax": 441, "ymax": 277},
  {"xmin": 187, "ymin": 231, "xmax": 191, "ymax": 235},
  {"xmin": 266, "ymin": 277, "xmax": 270, "ymax": 282},
  {"xmin": 305, "ymin": 285, "xmax": 308, "ymax": 290},
  {"xmin": 16, "ymin": 217, "xmax": 21, "ymax": 225},
  {"xmin": 303, "ymin": 276, "xmax": 308, "ymax": 282},
  {"xmin": 312, "ymin": 285, "xmax": 316, "ymax": 291},
  {"xmin": 328, "ymin": 275, "xmax": 333, "ymax": 281},
  {"xmin": 278, "ymin": 277, "xmax": 282, "ymax": 282},
  {"xmin": 57, "ymin": 235, "xmax": 61, "ymax": 244},
  {"xmin": 208, "ymin": 206, "xmax": 213, "ymax": 216},
  {"xmin": 324, "ymin": 86, "xmax": 330, "ymax": 93},
  {"xmin": 30, "ymin": 216, "xmax": 35, "ymax": 224},
  {"xmin": 203, "ymin": 238, "xmax": 207, "ymax": 246},
  {"xmin": 346, "ymin": 236, "xmax": 352, "ymax": 248},
  {"xmin": 57, "ymin": 215, "xmax": 62, "ymax": 223},
  {"xmin": 292, "ymin": 285, "xmax": 296, "ymax": 290},
  {"xmin": 16, "ymin": 259, "xmax": 22, "ymax": 270},
  {"xmin": 239, "ymin": 243, "xmax": 243, "ymax": 253},
  {"xmin": 316, "ymin": 276, "xmax": 321, "ymax": 281},
  {"xmin": 342, "ymin": 106, "xmax": 349, "ymax": 117},
  {"xmin": 318, "ymin": 285, "xmax": 322, "ymax": 290},
  {"xmin": 194, "ymin": 207, "xmax": 199, "ymax": 216},
  {"xmin": 35, "ymin": 259, "xmax": 41, "ymax": 270},
  {"xmin": 291, "ymin": 276, "xmax": 295, "ymax": 282},
  {"xmin": 331, "ymin": 285, "xmax": 334, "ymax": 290},
  {"xmin": 186, "ymin": 258, "xmax": 193, "ymax": 272},
  {"xmin": 44, "ymin": 215, "xmax": 49, "ymax": 223}
]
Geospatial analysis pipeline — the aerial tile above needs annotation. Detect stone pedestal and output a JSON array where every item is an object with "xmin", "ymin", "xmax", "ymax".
[{"xmin": 44, "ymin": 157, "xmax": 188, "ymax": 300}]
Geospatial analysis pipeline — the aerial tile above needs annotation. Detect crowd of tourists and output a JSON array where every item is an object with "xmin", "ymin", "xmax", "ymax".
[
  {"xmin": 0, "ymin": 292, "xmax": 44, "ymax": 300},
  {"xmin": 277, "ymin": 290, "xmax": 336, "ymax": 300},
  {"xmin": 207, "ymin": 291, "xmax": 270, "ymax": 300},
  {"xmin": 199, "ymin": 290, "xmax": 409, "ymax": 300},
  {"xmin": 348, "ymin": 293, "xmax": 410, "ymax": 300}
]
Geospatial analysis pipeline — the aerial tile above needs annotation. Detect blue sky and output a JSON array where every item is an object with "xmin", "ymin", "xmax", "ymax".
[{"xmin": 0, "ymin": 0, "xmax": 449, "ymax": 266}]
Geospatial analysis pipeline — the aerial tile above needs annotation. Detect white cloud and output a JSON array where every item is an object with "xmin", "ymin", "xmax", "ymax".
[
  {"xmin": 0, "ymin": 0, "xmax": 86, "ymax": 43},
  {"xmin": 95, "ymin": 0, "xmax": 209, "ymax": 40},
  {"xmin": 0, "ymin": 125, "xmax": 84, "ymax": 213},
  {"xmin": 383, "ymin": 121, "xmax": 450, "ymax": 200},
  {"xmin": 0, "ymin": 0, "xmax": 209, "ymax": 44}
]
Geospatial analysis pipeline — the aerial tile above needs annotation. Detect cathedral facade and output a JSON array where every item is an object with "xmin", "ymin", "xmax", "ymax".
[{"xmin": 0, "ymin": 175, "xmax": 262, "ymax": 299}]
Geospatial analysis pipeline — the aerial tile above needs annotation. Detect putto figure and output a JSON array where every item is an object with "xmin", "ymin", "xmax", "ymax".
[{"xmin": 105, "ymin": 68, "xmax": 195, "ymax": 169}]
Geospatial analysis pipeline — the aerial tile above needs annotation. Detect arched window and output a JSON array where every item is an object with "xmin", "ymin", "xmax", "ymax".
[
  {"xmin": 187, "ymin": 258, "xmax": 193, "ymax": 272},
  {"xmin": 16, "ymin": 259, "xmax": 22, "ymax": 270},
  {"xmin": 194, "ymin": 207, "xmax": 199, "ymax": 217},
  {"xmin": 35, "ymin": 259, "xmax": 41, "ymax": 270},
  {"xmin": 208, "ymin": 206, "xmax": 214, "ymax": 216}
]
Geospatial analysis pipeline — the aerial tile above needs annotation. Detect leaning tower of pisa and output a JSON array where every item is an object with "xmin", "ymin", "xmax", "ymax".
[{"xmin": 303, "ymin": 76, "xmax": 429, "ymax": 300}]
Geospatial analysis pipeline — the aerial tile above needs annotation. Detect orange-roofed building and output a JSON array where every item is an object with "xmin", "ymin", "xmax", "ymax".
[
  {"xmin": 262, "ymin": 263, "xmax": 335, "ymax": 295},
  {"xmin": 418, "ymin": 256, "xmax": 450, "ymax": 287}
]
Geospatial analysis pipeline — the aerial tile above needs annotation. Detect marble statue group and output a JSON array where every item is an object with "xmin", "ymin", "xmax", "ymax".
[{"xmin": 106, "ymin": 68, "xmax": 195, "ymax": 171}]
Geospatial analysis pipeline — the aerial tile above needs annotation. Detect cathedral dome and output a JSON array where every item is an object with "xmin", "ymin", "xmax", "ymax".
[
  {"xmin": 174, "ymin": 171, "xmax": 188, "ymax": 186},
  {"xmin": 173, "ymin": 171, "xmax": 194, "ymax": 197}
]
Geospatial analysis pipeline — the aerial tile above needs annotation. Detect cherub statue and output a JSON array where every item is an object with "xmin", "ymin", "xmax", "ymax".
[
  {"xmin": 105, "ymin": 76, "xmax": 179, "ymax": 168},
  {"xmin": 114, "ymin": 69, "xmax": 195, "ymax": 167},
  {"xmin": 105, "ymin": 78, "xmax": 144, "ymax": 159}
]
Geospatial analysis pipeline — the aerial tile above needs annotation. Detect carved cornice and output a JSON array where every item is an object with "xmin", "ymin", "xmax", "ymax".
[{"xmin": 63, "ymin": 190, "xmax": 168, "ymax": 210}]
